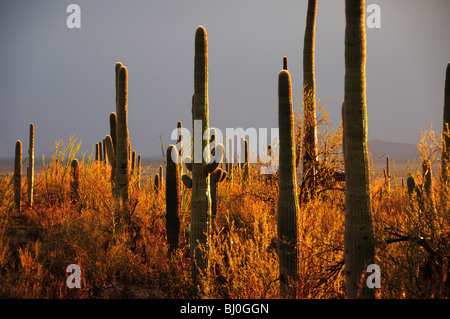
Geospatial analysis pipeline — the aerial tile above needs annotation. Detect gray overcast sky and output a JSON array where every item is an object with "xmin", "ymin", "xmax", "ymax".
[{"xmin": 0, "ymin": 0, "xmax": 449, "ymax": 159}]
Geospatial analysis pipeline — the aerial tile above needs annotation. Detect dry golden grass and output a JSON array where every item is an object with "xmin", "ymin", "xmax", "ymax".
[{"xmin": 0, "ymin": 120, "xmax": 449, "ymax": 299}]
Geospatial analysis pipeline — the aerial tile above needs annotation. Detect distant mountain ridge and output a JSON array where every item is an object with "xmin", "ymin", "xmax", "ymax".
[{"xmin": 368, "ymin": 139, "xmax": 419, "ymax": 163}]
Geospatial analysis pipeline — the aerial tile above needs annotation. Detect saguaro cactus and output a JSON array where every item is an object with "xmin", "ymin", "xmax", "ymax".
[
  {"xmin": 70, "ymin": 159, "xmax": 80, "ymax": 205},
  {"xmin": 422, "ymin": 159, "xmax": 432, "ymax": 198},
  {"xmin": 302, "ymin": 0, "xmax": 318, "ymax": 199},
  {"xmin": 242, "ymin": 138, "xmax": 249, "ymax": 183},
  {"xmin": 442, "ymin": 63, "xmax": 450, "ymax": 184},
  {"xmin": 115, "ymin": 63, "xmax": 130, "ymax": 205},
  {"xmin": 277, "ymin": 70, "xmax": 300, "ymax": 297},
  {"xmin": 190, "ymin": 25, "xmax": 212, "ymax": 285},
  {"xmin": 105, "ymin": 135, "xmax": 116, "ymax": 189},
  {"xmin": 343, "ymin": 0, "xmax": 375, "ymax": 299},
  {"xmin": 225, "ymin": 138, "xmax": 234, "ymax": 180},
  {"xmin": 181, "ymin": 26, "xmax": 225, "ymax": 288},
  {"xmin": 27, "ymin": 123, "xmax": 34, "ymax": 207},
  {"xmin": 383, "ymin": 156, "xmax": 391, "ymax": 194},
  {"xmin": 14, "ymin": 140, "xmax": 22, "ymax": 213},
  {"xmin": 166, "ymin": 145, "xmax": 181, "ymax": 253}
]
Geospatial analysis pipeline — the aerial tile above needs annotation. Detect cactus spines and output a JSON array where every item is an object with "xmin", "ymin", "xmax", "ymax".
[
  {"xmin": 27, "ymin": 123, "xmax": 34, "ymax": 207},
  {"xmin": 302, "ymin": 0, "xmax": 318, "ymax": 199},
  {"xmin": 14, "ymin": 140, "xmax": 22, "ymax": 213},
  {"xmin": 70, "ymin": 159, "xmax": 80, "ymax": 205},
  {"xmin": 343, "ymin": 0, "xmax": 375, "ymax": 299},
  {"xmin": 166, "ymin": 145, "xmax": 181, "ymax": 253},
  {"xmin": 442, "ymin": 62, "xmax": 450, "ymax": 184},
  {"xmin": 277, "ymin": 70, "xmax": 300, "ymax": 297},
  {"xmin": 115, "ymin": 64, "xmax": 130, "ymax": 205}
]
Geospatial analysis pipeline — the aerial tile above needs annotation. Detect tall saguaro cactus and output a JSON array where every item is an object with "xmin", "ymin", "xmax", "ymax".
[
  {"xmin": 166, "ymin": 145, "xmax": 181, "ymax": 253},
  {"xmin": 14, "ymin": 140, "xmax": 22, "ymax": 213},
  {"xmin": 181, "ymin": 26, "xmax": 223, "ymax": 289},
  {"xmin": 442, "ymin": 63, "xmax": 450, "ymax": 184},
  {"xmin": 302, "ymin": 0, "xmax": 318, "ymax": 199},
  {"xmin": 27, "ymin": 123, "xmax": 34, "ymax": 207},
  {"xmin": 190, "ymin": 25, "xmax": 212, "ymax": 286},
  {"xmin": 343, "ymin": 0, "xmax": 375, "ymax": 299},
  {"xmin": 115, "ymin": 63, "xmax": 130, "ymax": 206},
  {"xmin": 277, "ymin": 70, "xmax": 300, "ymax": 297}
]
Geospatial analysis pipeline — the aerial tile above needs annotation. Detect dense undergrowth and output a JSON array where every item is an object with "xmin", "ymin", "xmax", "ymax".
[{"xmin": 0, "ymin": 113, "xmax": 449, "ymax": 299}]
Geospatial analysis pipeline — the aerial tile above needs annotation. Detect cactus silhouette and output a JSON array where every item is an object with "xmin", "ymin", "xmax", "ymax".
[
  {"xmin": 301, "ymin": 0, "xmax": 318, "ymax": 200},
  {"xmin": 277, "ymin": 69, "xmax": 300, "ymax": 297},
  {"xmin": 105, "ymin": 135, "xmax": 116, "ymax": 189},
  {"xmin": 225, "ymin": 137, "xmax": 234, "ymax": 180},
  {"xmin": 115, "ymin": 63, "xmax": 130, "ymax": 205},
  {"xmin": 407, "ymin": 176, "xmax": 418, "ymax": 196},
  {"xmin": 343, "ymin": 0, "xmax": 375, "ymax": 299},
  {"xmin": 283, "ymin": 56, "xmax": 288, "ymax": 71},
  {"xmin": 166, "ymin": 145, "xmax": 181, "ymax": 253},
  {"xmin": 422, "ymin": 159, "xmax": 432, "ymax": 198},
  {"xmin": 154, "ymin": 173, "xmax": 161, "ymax": 194},
  {"xmin": 241, "ymin": 138, "xmax": 249, "ymax": 184},
  {"xmin": 14, "ymin": 140, "xmax": 22, "ymax": 213},
  {"xmin": 95, "ymin": 143, "xmax": 100, "ymax": 161},
  {"xmin": 27, "ymin": 123, "xmax": 34, "ymax": 207},
  {"xmin": 136, "ymin": 154, "xmax": 141, "ymax": 189},
  {"xmin": 383, "ymin": 156, "xmax": 391, "ymax": 193},
  {"xmin": 70, "ymin": 159, "xmax": 80, "ymax": 205},
  {"xmin": 442, "ymin": 63, "xmax": 450, "ymax": 184}
]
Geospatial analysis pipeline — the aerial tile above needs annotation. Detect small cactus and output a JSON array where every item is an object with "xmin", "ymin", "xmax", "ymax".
[
  {"xmin": 137, "ymin": 154, "xmax": 141, "ymax": 189},
  {"xmin": 105, "ymin": 135, "xmax": 116, "ymax": 189},
  {"xmin": 166, "ymin": 145, "xmax": 181, "ymax": 253},
  {"xmin": 422, "ymin": 159, "xmax": 432, "ymax": 198},
  {"xmin": 70, "ymin": 159, "xmax": 80, "ymax": 205},
  {"xmin": 242, "ymin": 138, "xmax": 249, "ymax": 183},
  {"xmin": 27, "ymin": 123, "xmax": 34, "ymax": 207},
  {"xmin": 407, "ymin": 176, "xmax": 417, "ymax": 196},
  {"xmin": 109, "ymin": 112, "xmax": 118, "ymax": 186},
  {"xmin": 95, "ymin": 143, "xmax": 100, "ymax": 161},
  {"xmin": 441, "ymin": 63, "xmax": 450, "ymax": 184},
  {"xmin": 154, "ymin": 173, "xmax": 161, "ymax": 194},
  {"xmin": 14, "ymin": 140, "xmax": 22, "ymax": 213},
  {"xmin": 225, "ymin": 138, "xmax": 234, "ymax": 180},
  {"xmin": 383, "ymin": 156, "xmax": 391, "ymax": 193}
]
